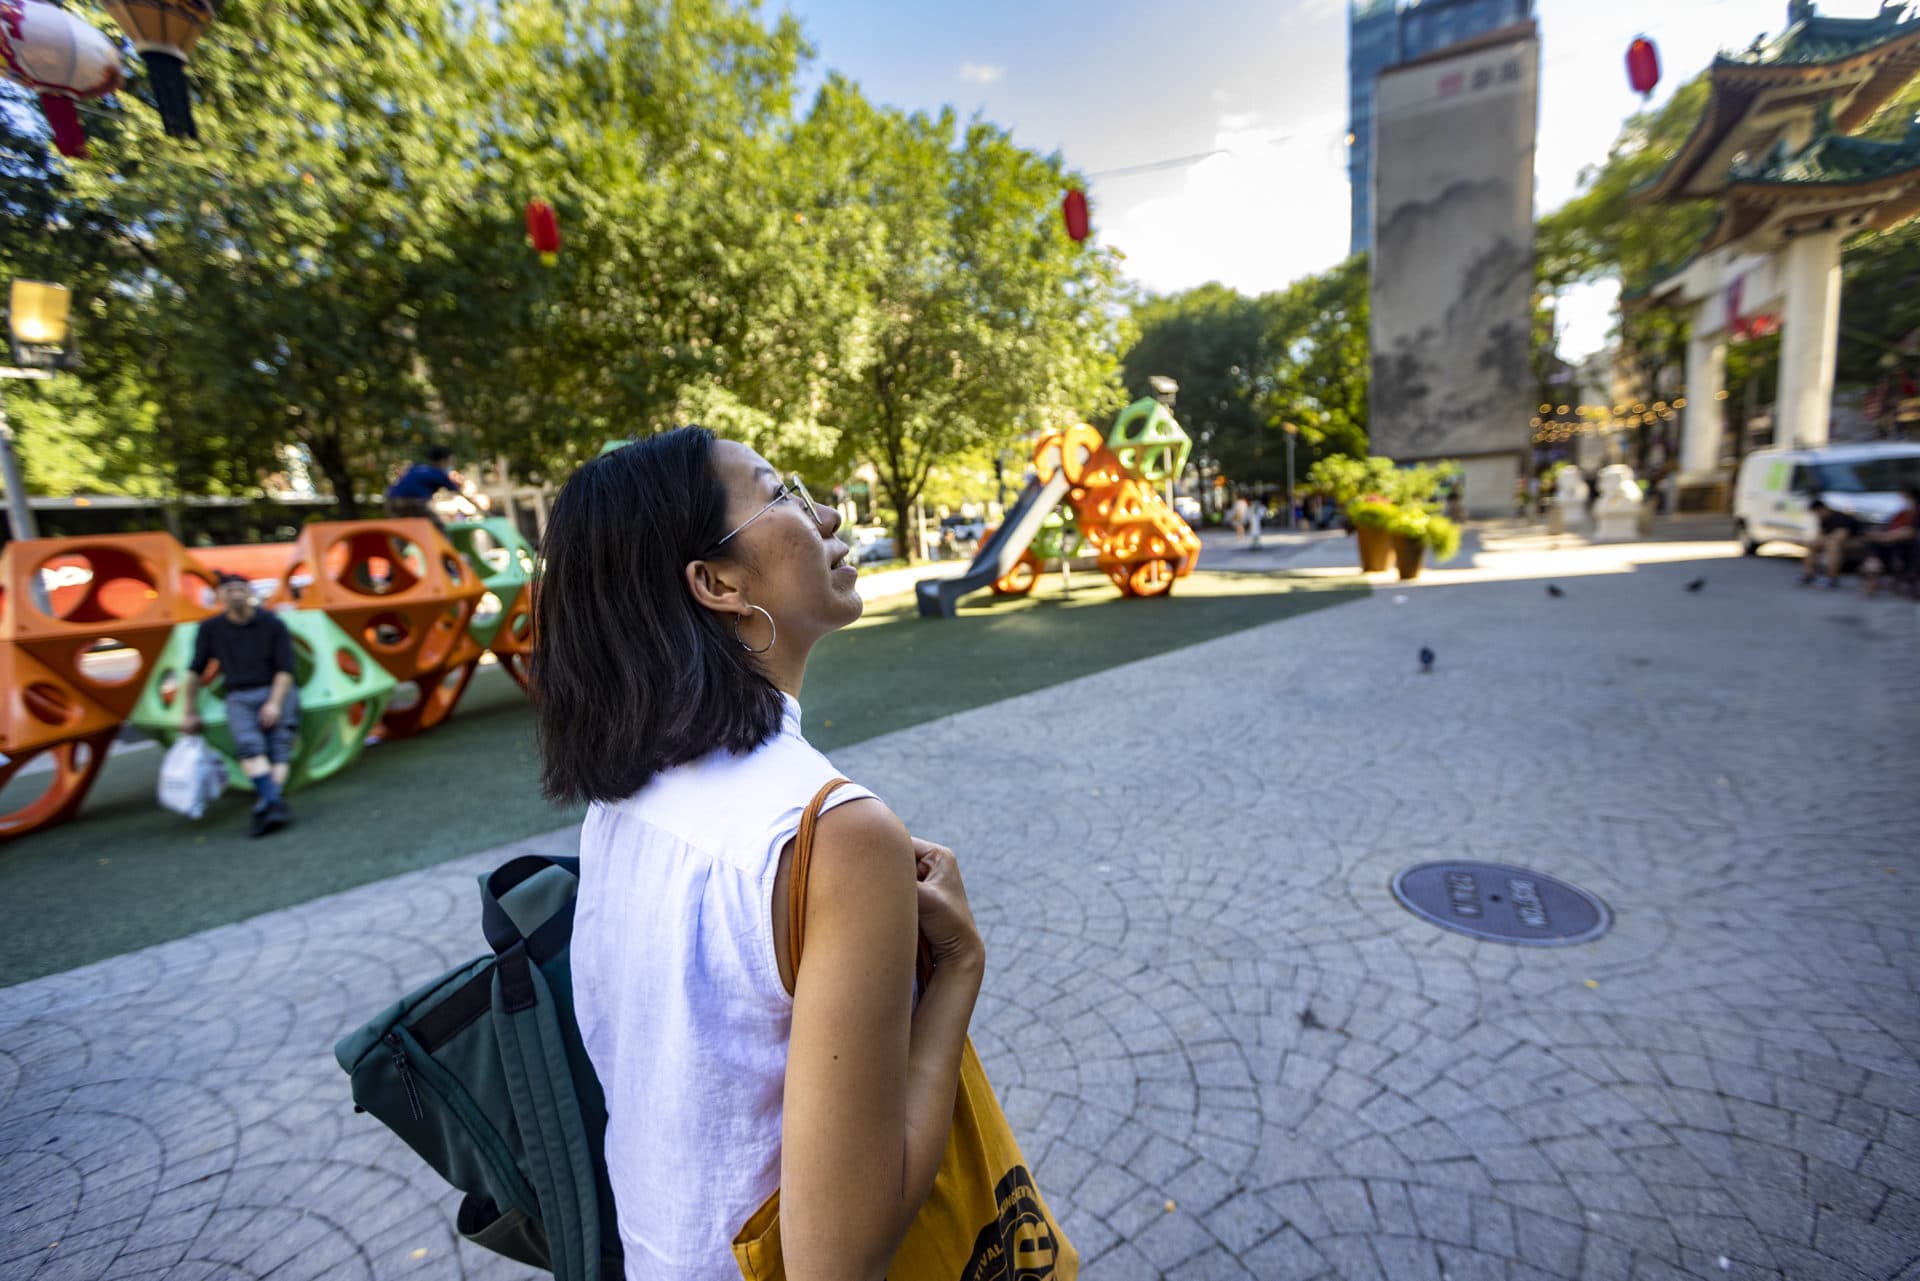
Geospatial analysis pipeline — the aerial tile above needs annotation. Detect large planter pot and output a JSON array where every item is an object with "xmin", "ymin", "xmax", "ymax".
[
  {"xmin": 1355, "ymin": 525, "xmax": 1395, "ymax": 572},
  {"xmin": 1394, "ymin": 536, "xmax": 1426, "ymax": 580}
]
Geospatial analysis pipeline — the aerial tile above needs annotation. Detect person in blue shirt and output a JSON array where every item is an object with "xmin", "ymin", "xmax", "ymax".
[{"xmin": 384, "ymin": 445, "xmax": 466, "ymax": 528}]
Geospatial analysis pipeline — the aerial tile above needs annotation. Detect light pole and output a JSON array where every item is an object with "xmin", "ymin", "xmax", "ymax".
[
  {"xmin": 1150, "ymin": 375, "xmax": 1180, "ymax": 513},
  {"xmin": 1282, "ymin": 421, "xmax": 1299, "ymax": 531},
  {"xmin": 2, "ymin": 281, "xmax": 82, "ymax": 542}
]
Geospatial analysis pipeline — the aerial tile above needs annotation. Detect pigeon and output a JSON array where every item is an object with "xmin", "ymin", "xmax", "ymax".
[
  {"xmin": 1685, "ymin": 577, "xmax": 1706, "ymax": 593},
  {"xmin": 1546, "ymin": 584, "xmax": 1565, "ymax": 598},
  {"xmin": 1419, "ymin": 646, "xmax": 1435, "ymax": 673}
]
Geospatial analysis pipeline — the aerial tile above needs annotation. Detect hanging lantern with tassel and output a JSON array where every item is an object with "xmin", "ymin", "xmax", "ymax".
[
  {"xmin": 0, "ymin": 0, "xmax": 123, "ymax": 159},
  {"xmin": 1626, "ymin": 35, "xmax": 1661, "ymax": 100},
  {"xmin": 525, "ymin": 200, "xmax": 560, "ymax": 266},
  {"xmin": 1061, "ymin": 188, "xmax": 1089, "ymax": 243},
  {"xmin": 99, "ymin": 0, "xmax": 216, "ymax": 140}
]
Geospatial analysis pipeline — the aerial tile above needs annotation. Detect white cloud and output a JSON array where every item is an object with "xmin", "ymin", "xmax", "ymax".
[
  {"xmin": 958, "ymin": 62, "xmax": 1004, "ymax": 85},
  {"xmin": 1097, "ymin": 112, "xmax": 1351, "ymax": 297}
]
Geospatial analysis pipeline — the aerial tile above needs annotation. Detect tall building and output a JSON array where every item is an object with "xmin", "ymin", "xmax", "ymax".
[{"xmin": 1347, "ymin": 0, "xmax": 1534, "ymax": 256}]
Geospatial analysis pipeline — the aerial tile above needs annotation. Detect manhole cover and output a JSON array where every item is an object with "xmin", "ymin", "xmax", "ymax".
[{"xmin": 1391, "ymin": 861, "xmax": 1611, "ymax": 946}]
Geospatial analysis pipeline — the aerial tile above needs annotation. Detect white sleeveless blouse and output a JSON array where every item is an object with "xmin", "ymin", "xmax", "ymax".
[{"xmin": 572, "ymin": 694, "xmax": 876, "ymax": 1280}]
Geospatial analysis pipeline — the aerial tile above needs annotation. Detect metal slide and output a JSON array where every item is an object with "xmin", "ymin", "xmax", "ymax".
[{"xmin": 914, "ymin": 472, "xmax": 1072, "ymax": 619}]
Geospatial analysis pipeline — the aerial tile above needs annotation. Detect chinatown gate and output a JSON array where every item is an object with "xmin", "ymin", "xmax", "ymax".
[{"xmin": 1638, "ymin": 1, "xmax": 1920, "ymax": 503}]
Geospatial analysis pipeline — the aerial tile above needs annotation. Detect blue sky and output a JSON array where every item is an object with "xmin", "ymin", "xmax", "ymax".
[{"xmin": 778, "ymin": 0, "xmax": 1891, "ymax": 358}]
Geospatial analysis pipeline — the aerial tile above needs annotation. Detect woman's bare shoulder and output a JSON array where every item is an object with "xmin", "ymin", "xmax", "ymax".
[{"xmin": 811, "ymin": 795, "xmax": 911, "ymax": 859}]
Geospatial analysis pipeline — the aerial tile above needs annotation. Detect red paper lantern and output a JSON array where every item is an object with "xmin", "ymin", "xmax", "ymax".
[
  {"xmin": 1061, "ymin": 189, "xmax": 1090, "ymax": 243},
  {"xmin": 525, "ymin": 200, "xmax": 561, "ymax": 266},
  {"xmin": 1626, "ymin": 36, "xmax": 1661, "ymax": 99},
  {"xmin": 0, "ymin": 0, "xmax": 123, "ymax": 159}
]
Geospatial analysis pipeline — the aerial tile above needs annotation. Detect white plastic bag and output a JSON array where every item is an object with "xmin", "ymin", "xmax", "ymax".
[{"xmin": 158, "ymin": 735, "xmax": 227, "ymax": 819}]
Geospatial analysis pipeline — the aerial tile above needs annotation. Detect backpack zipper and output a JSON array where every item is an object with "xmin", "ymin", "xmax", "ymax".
[{"xmin": 385, "ymin": 1031, "xmax": 425, "ymax": 1122}]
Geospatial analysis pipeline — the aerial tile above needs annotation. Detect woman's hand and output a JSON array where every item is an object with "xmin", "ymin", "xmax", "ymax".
[{"xmin": 912, "ymin": 838, "xmax": 983, "ymax": 971}]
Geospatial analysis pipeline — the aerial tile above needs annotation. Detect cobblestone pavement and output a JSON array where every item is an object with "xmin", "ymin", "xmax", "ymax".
[{"xmin": 3, "ymin": 539, "xmax": 1917, "ymax": 1280}]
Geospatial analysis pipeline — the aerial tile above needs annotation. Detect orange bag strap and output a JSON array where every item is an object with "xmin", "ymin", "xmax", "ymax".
[
  {"xmin": 787, "ymin": 778, "xmax": 938, "ymax": 991},
  {"xmin": 787, "ymin": 778, "xmax": 850, "ymax": 978}
]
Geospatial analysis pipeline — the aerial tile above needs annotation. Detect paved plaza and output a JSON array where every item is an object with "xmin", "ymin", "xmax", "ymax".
[{"xmin": 2, "ymin": 530, "xmax": 1917, "ymax": 1280}]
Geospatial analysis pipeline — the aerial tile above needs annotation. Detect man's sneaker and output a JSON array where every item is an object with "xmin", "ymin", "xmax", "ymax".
[
  {"xmin": 263, "ymin": 799, "xmax": 293, "ymax": 834},
  {"xmin": 249, "ymin": 805, "xmax": 272, "ymax": 838}
]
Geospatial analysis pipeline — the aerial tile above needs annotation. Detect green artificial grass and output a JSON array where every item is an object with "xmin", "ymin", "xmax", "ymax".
[{"xmin": 0, "ymin": 571, "xmax": 1363, "ymax": 986}]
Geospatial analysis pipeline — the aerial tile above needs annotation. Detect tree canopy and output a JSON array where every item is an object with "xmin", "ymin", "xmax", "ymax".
[
  {"xmin": 0, "ymin": 0, "xmax": 1127, "ymax": 557},
  {"xmin": 1120, "ymin": 256, "xmax": 1370, "ymax": 501}
]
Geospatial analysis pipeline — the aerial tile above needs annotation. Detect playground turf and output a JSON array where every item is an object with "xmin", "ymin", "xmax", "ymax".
[{"xmin": 0, "ymin": 572, "xmax": 1365, "ymax": 985}]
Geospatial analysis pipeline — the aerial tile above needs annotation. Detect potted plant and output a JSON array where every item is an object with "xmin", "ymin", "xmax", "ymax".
[
  {"xmin": 1348, "ymin": 496, "xmax": 1399, "ymax": 572},
  {"xmin": 1389, "ymin": 510, "xmax": 1461, "ymax": 581}
]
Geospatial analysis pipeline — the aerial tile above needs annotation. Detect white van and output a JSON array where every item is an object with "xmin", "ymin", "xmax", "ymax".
[{"xmin": 1732, "ymin": 441, "xmax": 1920, "ymax": 555}]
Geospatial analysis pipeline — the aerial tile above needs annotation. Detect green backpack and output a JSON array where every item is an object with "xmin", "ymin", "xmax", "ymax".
[{"xmin": 334, "ymin": 854, "xmax": 621, "ymax": 1281}]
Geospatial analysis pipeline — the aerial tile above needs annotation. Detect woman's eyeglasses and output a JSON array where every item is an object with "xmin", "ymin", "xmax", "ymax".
[{"xmin": 711, "ymin": 474, "xmax": 823, "ymax": 551}]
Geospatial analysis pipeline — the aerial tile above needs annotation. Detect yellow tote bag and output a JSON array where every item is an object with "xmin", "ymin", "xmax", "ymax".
[{"xmin": 733, "ymin": 780, "xmax": 1078, "ymax": 1281}]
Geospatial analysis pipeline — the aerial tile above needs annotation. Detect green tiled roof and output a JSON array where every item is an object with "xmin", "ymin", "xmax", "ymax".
[
  {"xmin": 1730, "ymin": 122, "xmax": 1920, "ymax": 184},
  {"xmin": 1722, "ymin": 3, "xmax": 1918, "ymax": 68}
]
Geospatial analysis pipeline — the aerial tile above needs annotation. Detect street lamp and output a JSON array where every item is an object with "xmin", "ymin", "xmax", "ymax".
[
  {"xmin": 1282, "ymin": 420, "xmax": 1297, "ymax": 530},
  {"xmin": 1149, "ymin": 375, "xmax": 1180, "ymax": 510},
  {"xmin": 2, "ymin": 280, "xmax": 83, "ymax": 542}
]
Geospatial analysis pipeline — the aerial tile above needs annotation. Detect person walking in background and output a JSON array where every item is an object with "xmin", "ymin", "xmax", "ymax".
[
  {"xmin": 181, "ymin": 574, "xmax": 299, "ymax": 837},
  {"xmin": 384, "ymin": 445, "xmax": 477, "ymax": 529}
]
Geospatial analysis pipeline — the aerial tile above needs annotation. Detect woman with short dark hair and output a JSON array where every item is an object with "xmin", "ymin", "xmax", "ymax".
[{"xmin": 533, "ymin": 428, "xmax": 989, "ymax": 1281}]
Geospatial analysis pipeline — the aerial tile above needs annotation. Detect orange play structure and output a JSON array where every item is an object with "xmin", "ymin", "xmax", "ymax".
[
  {"xmin": 267, "ymin": 520, "xmax": 487, "ymax": 739},
  {"xmin": 0, "ymin": 517, "xmax": 536, "ymax": 841},
  {"xmin": 197, "ymin": 541, "xmax": 297, "ymax": 590},
  {"xmin": 486, "ymin": 581, "xmax": 533, "ymax": 690},
  {"xmin": 0, "ymin": 534, "xmax": 219, "ymax": 837},
  {"xmin": 1035, "ymin": 422, "xmax": 1201, "ymax": 598}
]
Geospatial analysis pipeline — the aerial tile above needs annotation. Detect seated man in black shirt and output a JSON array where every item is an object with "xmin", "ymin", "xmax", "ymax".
[
  {"xmin": 1801, "ymin": 498, "xmax": 1860, "ymax": 588},
  {"xmin": 182, "ymin": 574, "xmax": 301, "ymax": 836}
]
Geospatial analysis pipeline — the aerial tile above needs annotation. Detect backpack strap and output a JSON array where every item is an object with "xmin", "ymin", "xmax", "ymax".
[
  {"xmin": 476, "ymin": 855, "xmax": 602, "ymax": 1281},
  {"xmin": 482, "ymin": 855, "xmax": 580, "ymax": 962},
  {"xmin": 492, "ymin": 946, "xmax": 602, "ymax": 1281}
]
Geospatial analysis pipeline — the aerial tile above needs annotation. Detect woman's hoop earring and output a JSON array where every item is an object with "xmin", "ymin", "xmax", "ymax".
[{"xmin": 735, "ymin": 604, "xmax": 775, "ymax": 655}]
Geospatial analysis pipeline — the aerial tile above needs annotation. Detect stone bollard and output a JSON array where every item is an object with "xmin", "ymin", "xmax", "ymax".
[
  {"xmin": 1553, "ymin": 468, "xmax": 1590, "ymax": 535},
  {"xmin": 1592, "ymin": 464, "xmax": 1644, "ymax": 542}
]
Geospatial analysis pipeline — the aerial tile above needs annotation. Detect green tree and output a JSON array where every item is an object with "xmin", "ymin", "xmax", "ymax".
[
  {"xmin": 1262, "ymin": 254, "xmax": 1371, "ymax": 475},
  {"xmin": 1122, "ymin": 284, "xmax": 1269, "ymax": 502},
  {"xmin": 4, "ymin": 0, "xmax": 1132, "ymax": 529},
  {"xmin": 7, "ymin": 0, "xmax": 504, "ymax": 513},
  {"xmin": 1532, "ymin": 76, "xmax": 1716, "ymax": 438},
  {"xmin": 417, "ymin": 0, "xmax": 824, "ymax": 484},
  {"xmin": 792, "ymin": 80, "xmax": 1130, "ymax": 562},
  {"xmin": 0, "ymin": 83, "xmax": 248, "ymax": 499}
]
